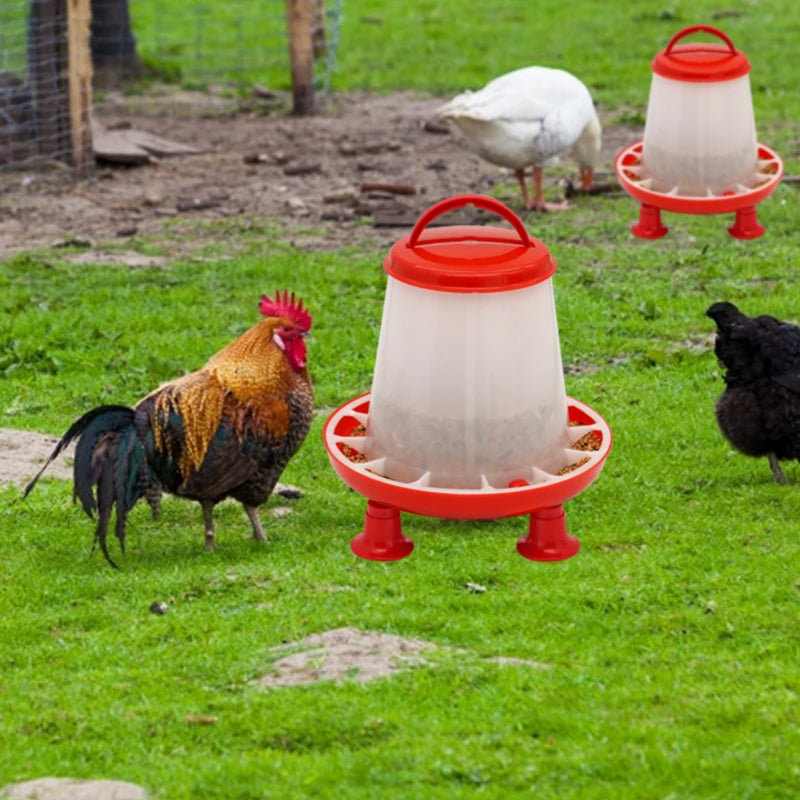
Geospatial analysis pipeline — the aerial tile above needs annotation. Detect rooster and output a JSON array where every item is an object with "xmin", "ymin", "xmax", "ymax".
[
  {"xmin": 24, "ymin": 290, "xmax": 314, "ymax": 567},
  {"xmin": 707, "ymin": 301, "xmax": 800, "ymax": 483}
]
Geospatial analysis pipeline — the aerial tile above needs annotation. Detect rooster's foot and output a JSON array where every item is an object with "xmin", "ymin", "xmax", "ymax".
[
  {"xmin": 202, "ymin": 501, "xmax": 216, "ymax": 549},
  {"xmin": 245, "ymin": 504, "xmax": 267, "ymax": 542}
]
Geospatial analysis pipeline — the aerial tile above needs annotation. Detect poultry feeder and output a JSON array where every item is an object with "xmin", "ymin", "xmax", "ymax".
[
  {"xmin": 615, "ymin": 24, "xmax": 783, "ymax": 239},
  {"xmin": 322, "ymin": 194, "xmax": 612, "ymax": 562}
]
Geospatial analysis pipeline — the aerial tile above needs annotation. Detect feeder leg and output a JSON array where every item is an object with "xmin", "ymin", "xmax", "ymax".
[
  {"xmin": 728, "ymin": 206, "xmax": 765, "ymax": 240},
  {"xmin": 631, "ymin": 204, "xmax": 668, "ymax": 239},
  {"xmin": 350, "ymin": 500, "xmax": 414, "ymax": 562},
  {"xmin": 516, "ymin": 505, "xmax": 580, "ymax": 562}
]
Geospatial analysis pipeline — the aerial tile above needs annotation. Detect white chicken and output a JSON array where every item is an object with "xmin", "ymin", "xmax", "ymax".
[{"xmin": 438, "ymin": 66, "xmax": 602, "ymax": 211}]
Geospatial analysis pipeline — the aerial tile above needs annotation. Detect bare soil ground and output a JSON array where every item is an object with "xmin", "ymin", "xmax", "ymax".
[{"xmin": 0, "ymin": 88, "xmax": 633, "ymax": 259}]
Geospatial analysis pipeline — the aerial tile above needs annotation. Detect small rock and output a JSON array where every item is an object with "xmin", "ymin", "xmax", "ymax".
[
  {"xmin": 275, "ymin": 482, "xmax": 302, "ymax": 499},
  {"xmin": 286, "ymin": 197, "xmax": 310, "ymax": 216},
  {"xmin": 0, "ymin": 777, "xmax": 148, "ymax": 799},
  {"xmin": 242, "ymin": 152, "xmax": 270, "ymax": 165},
  {"xmin": 282, "ymin": 162, "xmax": 321, "ymax": 176},
  {"xmin": 465, "ymin": 582, "xmax": 487, "ymax": 594},
  {"xmin": 423, "ymin": 119, "xmax": 450, "ymax": 135},
  {"xmin": 323, "ymin": 187, "xmax": 359, "ymax": 204},
  {"xmin": 321, "ymin": 208, "xmax": 354, "ymax": 222},
  {"xmin": 149, "ymin": 601, "xmax": 169, "ymax": 615}
]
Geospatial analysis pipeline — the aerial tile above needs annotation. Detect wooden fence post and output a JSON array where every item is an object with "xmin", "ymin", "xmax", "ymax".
[
  {"xmin": 286, "ymin": 0, "xmax": 314, "ymax": 115},
  {"xmin": 27, "ymin": 0, "xmax": 93, "ymax": 176},
  {"xmin": 67, "ymin": 0, "xmax": 93, "ymax": 178}
]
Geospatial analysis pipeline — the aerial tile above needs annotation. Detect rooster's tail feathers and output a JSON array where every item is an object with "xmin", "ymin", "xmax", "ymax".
[
  {"xmin": 22, "ymin": 404, "xmax": 134, "ymax": 500},
  {"xmin": 25, "ymin": 404, "xmax": 159, "ymax": 568}
]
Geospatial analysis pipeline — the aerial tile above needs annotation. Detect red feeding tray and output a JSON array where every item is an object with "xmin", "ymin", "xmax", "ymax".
[
  {"xmin": 615, "ymin": 140, "xmax": 783, "ymax": 240},
  {"xmin": 323, "ymin": 393, "xmax": 612, "ymax": 562}
]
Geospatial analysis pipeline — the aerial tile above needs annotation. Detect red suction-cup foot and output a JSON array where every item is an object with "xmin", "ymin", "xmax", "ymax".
[
  {"xmin": 350, "ymin": 500, "xmax": 414, "ymax": 561},
  {"xmin": 516, "ymin": 505, "xmax": 580, "ymax": 562},
  {"xmin": 631, "ymin": 204, "xmax": 668, "ymax": 239},
  {"xmin": 728, "ymin": 206, "xmax": 765, "ymax": 239}
]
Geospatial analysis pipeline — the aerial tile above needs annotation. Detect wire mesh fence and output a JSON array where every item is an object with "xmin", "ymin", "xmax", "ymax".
[{"xmin": 0, "ymin": 0, "xmax": 342, "ymax": 181}]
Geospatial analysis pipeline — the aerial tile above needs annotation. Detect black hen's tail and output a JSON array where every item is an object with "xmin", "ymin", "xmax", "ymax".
[{"xmin": 23, "ymin": 405, "xmax": 160, "ymax": 568}]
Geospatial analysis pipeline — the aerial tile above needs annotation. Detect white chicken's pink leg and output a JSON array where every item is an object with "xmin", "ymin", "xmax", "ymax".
[
  {"xmin": 532, "ymin": 166, "xmax": 571, "ymax": 212},
  {"xmin": 515, "ymin": 168, "xmax": 533, "ymax": 210}
]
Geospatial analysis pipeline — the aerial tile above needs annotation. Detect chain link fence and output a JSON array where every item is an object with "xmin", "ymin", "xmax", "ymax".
[{"xmin": 0, "ymin": 0, "xmax": 342, "ymax": 180}]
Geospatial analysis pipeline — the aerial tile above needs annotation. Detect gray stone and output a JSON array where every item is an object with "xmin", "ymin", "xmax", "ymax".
[{"xmin": 0, "ymin": 778, "xmax": 148, "ymax": 800}]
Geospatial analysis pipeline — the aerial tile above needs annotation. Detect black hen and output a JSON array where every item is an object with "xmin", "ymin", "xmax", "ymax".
[{"xmin": 707, "ymin": 301, "xmax": 800, "ymax": 483}]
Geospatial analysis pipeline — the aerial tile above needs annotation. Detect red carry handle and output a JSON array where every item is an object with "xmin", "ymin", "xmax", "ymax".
[
  {"xmin": 665, "ymin": 24, "xmax": 737, "ymax": 56},
  {"xmin": 407, "ymin": 194, "xmax": 531, "ymax": 249}
]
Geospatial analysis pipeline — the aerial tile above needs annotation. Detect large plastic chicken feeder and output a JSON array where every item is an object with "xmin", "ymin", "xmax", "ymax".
[
  {"xmin": 322, "ymin": 194, "xmax": 612, "ymax": 562},
  {"xmin": 615, "ymin": 25, "xmax": 783, "ymax": 239}
]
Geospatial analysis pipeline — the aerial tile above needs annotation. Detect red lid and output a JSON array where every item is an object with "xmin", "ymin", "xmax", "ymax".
[
  {"xmin": 384, "ymin": 194, "xmax": 556, "ymax": 293},
  {"xmin": 651, "ymin": 25, "xmax": 750, "ymax": 82}
]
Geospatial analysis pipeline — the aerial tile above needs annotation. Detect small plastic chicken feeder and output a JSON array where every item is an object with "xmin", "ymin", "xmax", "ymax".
[
  {"xmin": 615, "ymin": 25, "xmax": 783, "ymax": 239},
  {"xmin": 323, "ymin": 194, "xmax": 612, "ymax": 562}
]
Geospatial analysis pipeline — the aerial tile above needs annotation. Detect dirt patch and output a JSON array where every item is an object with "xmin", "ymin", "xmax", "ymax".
[
  {"xmin": 261, "ymin": 627, "xmax": 432, "ymax": 686},
  {"xmin": 0, "ymin": 88, "xmax": 637, "ymax": 259},
  {"xmin": 0, "ymin": 778, "xmax": 147, "ymax": 800},
  {"xmin": 0, "ymin": 428, "xmax": 73, "ymax": 490},
  {"xmin": 259, "ymin": 626, "xmax": 550, "ymax": 687}
]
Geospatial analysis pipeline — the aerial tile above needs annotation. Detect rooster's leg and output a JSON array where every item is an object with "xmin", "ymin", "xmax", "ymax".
[
  {"xmin": 244, "ymin": 504, "xmax": 267, "ymax": 542},
  {"xmin": 145, "ymin": 481, "xmax": 162, "ymax": 521},
  {"xmin": 201, "ymin": 500, "xmax": 216, "ymax": 549},
  {"xmin": 768, "ymin": 453, "xmax": 787, "ymax": 484}
]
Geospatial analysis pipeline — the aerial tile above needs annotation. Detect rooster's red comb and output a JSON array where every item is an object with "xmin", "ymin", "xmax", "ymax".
[{"xmin": 259, "ymin": 290, "xmax": 312, "ymax": 332}]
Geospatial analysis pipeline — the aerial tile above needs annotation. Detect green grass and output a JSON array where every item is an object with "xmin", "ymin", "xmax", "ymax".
[
  {"xmin": 2, "ymin": 1, "xmax": 800, "ymax": 797},
  {"xmin": 335, "ymin": 0, "xmax": 800, "ymax": 112},
  {"xmin": 125, "ymin": 0, "xmax": 800, "ymax": 121},
  {"xmin": 3, "ymin": 194, "xmax": 800, "ymax": 797}
]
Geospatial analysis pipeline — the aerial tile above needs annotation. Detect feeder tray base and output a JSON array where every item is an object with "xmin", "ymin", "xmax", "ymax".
[
  {"xmin": 323, "ymin": 393, "xmax": 612, "ymax": 562},
  {"xmin": 615, "ymin": 141, "xmax": 783, "ymax": 239}
]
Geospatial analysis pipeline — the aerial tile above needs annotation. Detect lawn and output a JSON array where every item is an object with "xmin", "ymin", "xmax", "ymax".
[{"xmin": 1, "ymin": 1, "xmax": 800, "ymax": 798}]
